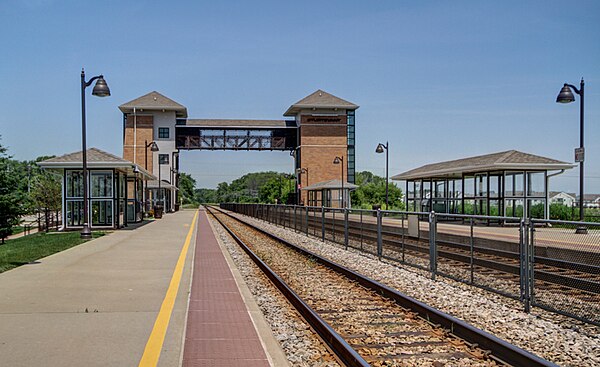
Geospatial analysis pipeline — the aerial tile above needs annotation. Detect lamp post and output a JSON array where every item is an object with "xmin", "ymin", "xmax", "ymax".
[
  {"xmin": 144, "ymin": 140, "xmax": 159, "ymax": 213},
  {"xmin": 333, "ymin": 156, "xmax": 344, "ymax": 208},
  {"xmin": 556, "ymin": 78, "xmax": 587, "ymax": 234},
  {"xmin": 80, "ymin": 69, "xmax": 110, "ymax": 239},
  {"xmin": 158, "ymin": 157, "xmax": 163, "ymax": 210},
  {"xmin": 376, "ymin": 141, "xmax": 389, "ymax": 209},
  {"xmin": 296, "ymin": 168, "xmax": 309, "ymax": 205},
  {"xmin": 144, "ymin": 140, "xmax": 159, "ymax": 170}
]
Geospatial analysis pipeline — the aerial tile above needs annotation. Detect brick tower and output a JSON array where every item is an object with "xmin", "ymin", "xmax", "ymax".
[{"xmin": 284, "ymin": 90, "xmax": 358, "ymax": 205}]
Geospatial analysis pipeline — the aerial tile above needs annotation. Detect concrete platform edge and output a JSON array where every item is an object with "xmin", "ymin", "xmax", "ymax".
[{"xmin": 206, "ymin": 211, "xmax": 291, "ymax": 367}]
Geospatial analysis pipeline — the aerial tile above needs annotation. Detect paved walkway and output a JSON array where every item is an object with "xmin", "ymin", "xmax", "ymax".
[
  {"xmin": 0, "ymin": 209, "xmax": 288, "ymax": 367},
  {"xmin": 0, "ymin": 210, "xmax": 197, "ymax": 367},
  {"xmin": 183, "ymin": 210, "xmax": 280, "ymax": 367}
]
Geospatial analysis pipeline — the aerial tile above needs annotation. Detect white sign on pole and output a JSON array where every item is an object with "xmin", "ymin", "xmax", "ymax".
[{"xmin": 575, "ymin": 147, "xmax": 585, "ymax": 163}]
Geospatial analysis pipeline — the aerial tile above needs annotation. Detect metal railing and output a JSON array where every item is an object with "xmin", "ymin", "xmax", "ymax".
[{"xmin": 220, "ymin": 203, "xmax": 600, "ymax": 326}]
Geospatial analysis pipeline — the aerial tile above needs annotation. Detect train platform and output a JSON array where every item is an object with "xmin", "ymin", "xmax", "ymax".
[
  {"xmin": 182, "ymin": 209, "xmax": 288, "ymax": 366},
  {"xmin": 0, "ymin": 209, "xmax": 287, "ymax": 366}
]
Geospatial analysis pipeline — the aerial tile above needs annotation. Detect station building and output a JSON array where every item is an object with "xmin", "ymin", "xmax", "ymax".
[
  {"xmin": 38, "ymin": 148, "xmax": 154, "ymax": 229},
  {"xmin": 119, "ymin": 90, "xmax": 359, "ymax": 208},
  {"xmin": 391, "ymin": 150, "xmax": 574, "ymax": 219}
]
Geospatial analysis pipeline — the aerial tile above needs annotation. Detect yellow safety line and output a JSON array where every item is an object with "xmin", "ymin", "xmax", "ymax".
[{"xmin": 138, "ymin": 210, "xmax": 199, "ymax": 367}]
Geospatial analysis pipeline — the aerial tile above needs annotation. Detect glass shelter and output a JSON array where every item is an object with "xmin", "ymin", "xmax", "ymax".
[
  {"xmin": 302, "ymin": 179, "xmax": 358, "ymax": 208},
  {"xmin": 39, "ymin": 148, "xmax": 155, "ymax": 230},
  {"xmin": 393, "ymin": 150, "xmax": 574, "ymax": 219}
]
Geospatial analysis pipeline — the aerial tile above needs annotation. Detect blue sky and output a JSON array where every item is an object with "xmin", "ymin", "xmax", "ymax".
[{"xmin": 1, "ymin": 1, "xmax": 599, "ymax": 192}]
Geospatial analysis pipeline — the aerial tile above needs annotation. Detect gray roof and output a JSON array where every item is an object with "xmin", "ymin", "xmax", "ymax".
[
  {"xmin": 301, "ymin": 179, "xmax": 358, "ymax": 191},
  {"xmin": 118, "ymin": 91, "xmax": 188, "ymax": 118},
  {"xmin": 183, "ymin": 119, "xmax": 296, "ymax": 128},
  {"xmin": 549, "ymin": 191, "xmax": 576, "ymax": 199},
  {"xmin": 284, "ymin": 90, "xmax": 359, "ymax": 116},
  {"xmin": 37, "ymin": 148, "xmax": 155, "ymax": 179},
  {"xmin": 392, "ymin": 150, "xmax": 575, "ymax": 181}
]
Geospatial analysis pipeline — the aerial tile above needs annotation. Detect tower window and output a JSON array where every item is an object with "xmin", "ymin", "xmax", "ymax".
[{"xmin": 158, "ymin": 127, "xmax": 169, "ymax": 139}]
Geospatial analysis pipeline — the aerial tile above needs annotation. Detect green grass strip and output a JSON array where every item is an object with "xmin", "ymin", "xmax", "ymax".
[{"xmin": 0, "ymin": 231, "xmax": 105, "ymax": 273}]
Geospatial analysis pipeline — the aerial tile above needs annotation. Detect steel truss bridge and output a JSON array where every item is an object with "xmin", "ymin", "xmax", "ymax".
[{"xmin": 175, "ymin": 119, "xmax": 298, "ymax": 151}]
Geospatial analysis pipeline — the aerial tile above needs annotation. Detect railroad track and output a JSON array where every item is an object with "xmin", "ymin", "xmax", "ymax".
[
  {"xmin": 275, "ymin": 210, "xmax": 600, "ymax": 299},
  {"xmin": 207, "ymin": 206, "xmax": 557, "ymax": 367}
]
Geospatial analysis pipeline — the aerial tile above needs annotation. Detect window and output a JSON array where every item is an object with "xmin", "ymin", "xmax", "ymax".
[
  {"xmin": 158, "ymin": 127, "xmax": 169, "ymax": 139},
  {"xmin": 159, "ymin": 154, "xmax": 169, "ymax": 164},
  {"xmin": 91, "ymin": 171, "xmax": 113, "ymax": 198},
  {"xmin": 66, "ymin": 170, "xmax": 84, "ymax": 198}
]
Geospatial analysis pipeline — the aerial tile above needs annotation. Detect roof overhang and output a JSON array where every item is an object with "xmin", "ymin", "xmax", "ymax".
[
  {"xmin": 391, "ymin": 163, "xmax": 576, "ymax": 181},
  {"xmin": 284, "ymin": 105, "xmax": 358, "ymax": 117},
  {"xmin": 181, "ymin": 119, "xmax": 297, "ymax": 129},
  {"xmin": 119, "ymin": 106, "xmax": 188, "ymax": 118},
  {"xmin": 38, "ymin": 161, "xmax": 156, "ymax": 180},
  {"xmin": 146, "ymin": 180, "xmax": 178, "ymax": 190}
]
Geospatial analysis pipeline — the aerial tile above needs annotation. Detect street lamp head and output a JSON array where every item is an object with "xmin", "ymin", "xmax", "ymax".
[
  {"xmin": 333, "ymin": 156, "xmax": 342, "ymax": 165},
  {"xmin": 556, "ymin": 84, "xmax": 575, "ymax": 104},
  {"xmin": 150, "ymin": 142, "xmax": 160, "ymax": 152},
  {"xmin": 375, "ymin": 143, "xmax": 386, "ymax": 154},
  {"xmin": 91, "ymin": 76, "xmax": 111, "ymax": 97}
]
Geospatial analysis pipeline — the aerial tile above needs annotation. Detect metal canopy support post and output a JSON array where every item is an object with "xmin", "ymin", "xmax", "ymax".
[
  {"xmin": 429, "ymin": 211, "xmax": 438, "ymax": 280},
  {"xmin": 520, "ymin": 218, "xmax": 531, "ymax": 313},
  {"xmin": 344, "ymin": 208, "xmax": 349, "ymax": 250},
  {"xmin": 376, "ymin": 209, "xmax": 383, "ymax": 260},
  {"xmin": 321, "ymin": 206, "xmax": 325, "ymax": 241}
]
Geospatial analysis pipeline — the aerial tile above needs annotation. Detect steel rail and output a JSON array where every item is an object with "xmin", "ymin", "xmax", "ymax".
[
  {"xmin": 303, "ymin": 216, "xmax": 600, "ymax": 293},
  {"xmin": 206, "ymin": 207, "xmax": 370, "ymax": 367},
  {"xmin": 212, "ymin": 206, "xmax": 559, "ymax": 367}
]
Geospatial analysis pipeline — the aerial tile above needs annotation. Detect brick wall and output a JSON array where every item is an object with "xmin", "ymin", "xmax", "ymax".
[
  {"xmin": 123, "ymin": 115, "xmax": 154, "ymax": 171},
  {"xmin": 299, "ymin": 114, "xmax": 347, "ymax": 204}
]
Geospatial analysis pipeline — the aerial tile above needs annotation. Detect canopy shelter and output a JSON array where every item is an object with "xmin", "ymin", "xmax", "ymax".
[
  {"xmin": 302, "ymin": 179, "xmax": 358, "ymax": 208},
  {"xmin": 146, "ymin": 179, "xmax": 178, "ymax": 214},
  {"xmin": 391, "ymin": 150, "xmax": 574, "ymax": 219},
  {"xmin": 38, "ymin": 148, "xmax": 155, "ymax": 229}
]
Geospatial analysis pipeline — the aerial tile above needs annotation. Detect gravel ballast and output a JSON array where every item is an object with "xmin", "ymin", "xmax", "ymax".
[{"xmin": 226, "ymin": 212, "xmax": 600, "ymax": 367}]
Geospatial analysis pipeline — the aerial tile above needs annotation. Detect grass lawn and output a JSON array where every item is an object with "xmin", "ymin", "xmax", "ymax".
[
  {"xmin": 0, "ymin": 231, "xmax": 105, "ymax": 273},
  {"xmin": 10, "ymin": 226, "xmax": 26, "ymax": 235}
]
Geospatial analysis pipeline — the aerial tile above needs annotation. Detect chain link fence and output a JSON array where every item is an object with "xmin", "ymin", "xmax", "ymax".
[{"xmin": 220, "ymin": 203, "xmax": 600, "ymax": 326}]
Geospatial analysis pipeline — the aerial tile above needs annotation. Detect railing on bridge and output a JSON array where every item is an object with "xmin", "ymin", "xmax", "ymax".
[{"xmin": 220, "ymin": 203, "xmax": 600, "ymax": 326}]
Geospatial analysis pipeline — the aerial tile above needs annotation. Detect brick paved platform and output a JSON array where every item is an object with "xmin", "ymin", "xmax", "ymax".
[{"xmin": 182, "ymin": 210, "xmax": 270, "ymax": 367}]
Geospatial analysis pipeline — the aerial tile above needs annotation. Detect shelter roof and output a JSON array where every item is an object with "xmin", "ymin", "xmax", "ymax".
[
  {"xmin": 37, "ymin": 148, "xmax": 155, "ymax": 179},
  {"xmin": 146, "ymin": 180, "xmax": 178, "ymax": 190},
  {"xmin": 301, "ymin": 179, "xmax": 358, "ymax": 191},
  {"xmin": 391, "ymin": 150, "xmax": 574, "ymax": 181},
  {"xmin": 549, "ymin": 191, "xmax": 577, "ymax": 199},
  {"xmin": 184, "ymin": 119, "xmax": 296, "ymax": 128},
  {"xmin": 284, "ymin": 90, "xmax": 359, "ymax": 116},
  {"xmin": 118, "ymin": 91, "xmax": 188, "ymax": 118}
]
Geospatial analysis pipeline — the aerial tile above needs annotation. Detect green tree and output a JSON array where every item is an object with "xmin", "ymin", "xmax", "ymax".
[
  {"xmin": 30, "ymin": 171, "xmax": 62, "ymax": 232},
  {"xmin": 195, "ymin": 188, "xmax": 217, "ymax": 204},
  {"xmin": 0, "ymin": 140, "xmax": 26, "ymax": 243},
  {"xmin": 351, "ymin": 171, "xmax": 404, "ymax": 210},
  {"xmin": 178, "ymin": 172, "xmax": 197, "ymax": 205},
  {"xmin": 258, "ymin": 174, "xmax": 294, "ymax": 204}
]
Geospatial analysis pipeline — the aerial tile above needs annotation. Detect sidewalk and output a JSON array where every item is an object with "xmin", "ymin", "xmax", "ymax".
[
  {"xmin": 182, "ymin": 210, "xmax": 288, "ymax": 366},
  {"xmin": 0, "ymin": 210, "xmax": 197, "ymax": 367}
]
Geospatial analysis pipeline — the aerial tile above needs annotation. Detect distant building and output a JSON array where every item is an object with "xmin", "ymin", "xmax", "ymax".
[
  {"xmin": 391, "ymin": 150, "xmax": 575, "ymax": 219},
  {"xmin": 581, "ymin": 194, "xmax": 600, "ymax": 209},
  {"xmin": 549, "ymin": 191, "xmax": 577, "ymax": 207}
]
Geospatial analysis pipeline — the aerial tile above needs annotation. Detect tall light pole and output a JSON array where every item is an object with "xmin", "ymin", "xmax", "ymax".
[
  {"xmin": 296, "ymin": 168, "xmax": 309, "ymax": 205},
  {"xmin": 333, "ymin": 156, "xmax": 344, "ymax": 208},
  {"xmin": 376, "ymin": 141, "xmax": 389, "ymax": 209},
  {"xmin": 144, "ymin": 140, "xmax": 159, "ymax": 170},
  {"xmin": 556, "ymin": 78, "xmax": 586, "ymax": 234},
  {"xmin": 143, "ymin": 140, "xmax": 159, "ymax": 213},
  {"xmin": 158, "ymin": 157, "xmax": 163, "ymax": 210},
  {"xmin": 80, "ymin": 69, "xmax": 110, "ymax": 239}
]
